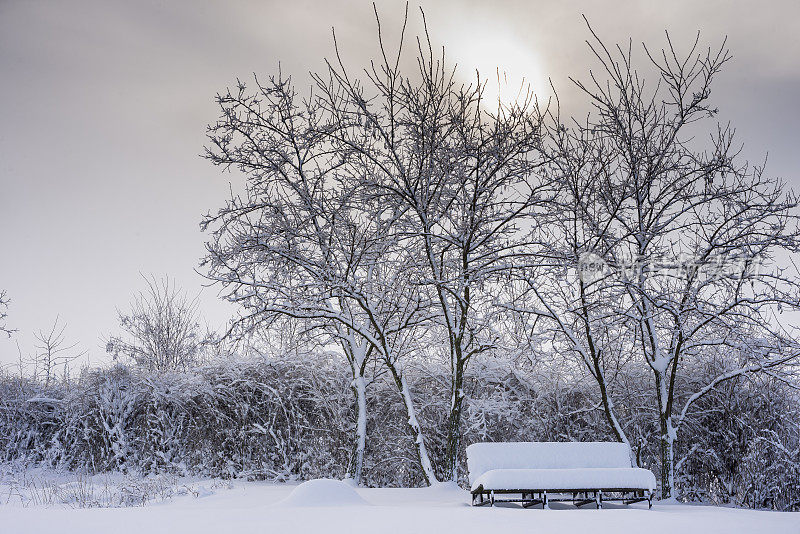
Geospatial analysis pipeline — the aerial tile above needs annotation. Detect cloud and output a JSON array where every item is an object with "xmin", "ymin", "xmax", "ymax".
[{"xmin": 1, "ymin": 0, "xmax": 798, "ymax": 365}]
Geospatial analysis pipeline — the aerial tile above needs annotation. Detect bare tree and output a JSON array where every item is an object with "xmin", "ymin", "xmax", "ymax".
[
  {"xmin": 28, "ymin": 316, "xmax": 84, "ymax": 386},
  {"xmin": 202, "ymin": 67, "xmax": 438, "ymax": 485},
  {"xmin": 565, "ymin": 22, "xmax": 800, "ymax": 498},
  {"xmin": 204, "ymin": 5, "xmax": 552, "ymax": 483},
  {"xmin": 0, "ymin": 290, "xmax": 14, "ymax": 338},
  {"xmin": 313, "ymin": 5, "xmax": 550, "ymax": 481},
  {"xmin": 106, "ymin": 275, "xmax": 206, "ymax": 372}
]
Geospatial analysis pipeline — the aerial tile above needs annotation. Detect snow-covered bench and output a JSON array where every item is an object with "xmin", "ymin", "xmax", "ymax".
[{"xmin": 466, "ymin": 442, "xmax": 656, "ymax": 509}]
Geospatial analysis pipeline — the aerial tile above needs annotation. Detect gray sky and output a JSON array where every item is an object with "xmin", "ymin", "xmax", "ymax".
[{"xmin": 1, "ymin": 0, "xmax": 799, "ymax": 368}]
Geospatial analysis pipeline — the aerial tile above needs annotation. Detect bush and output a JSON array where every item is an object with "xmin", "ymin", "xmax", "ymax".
[{"xmin": 1, "ymin": 352, "xmax": 797, "ymax": 509}]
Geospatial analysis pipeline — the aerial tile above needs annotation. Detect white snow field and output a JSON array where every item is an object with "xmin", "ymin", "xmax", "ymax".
[{"xmin": 1, "ymin": 476, "xmax": 798, "ymax": 534}]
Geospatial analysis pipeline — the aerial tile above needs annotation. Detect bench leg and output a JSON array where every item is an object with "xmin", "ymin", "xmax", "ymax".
[
  {"xmin": 522, "ymin": 495, "xmax": 543, "ymax": 509},
  {"xmin": 473, "ymin": 493, "xmax": 494, "ymax": 507},
  {"xmin": 623, "ymin": 490, "xmax": 654, "ymax": 507},
  {"xmin": 543, "ymin": 491, "xmax": 548, "ymax": 510},
  {"xmin": 522, "ymin": 492, "xmax": 545, "ymax": 509},
  {"xmin": 472, "ymin": 491, "xmax": 495, "ymax": 507},
  {"xmin": 490, "ymin": 491, "xmax": 495, "ymax": 507},
  {"xmin": 596, "ymin": 490, "xmax": 603, "ymax": 509}
]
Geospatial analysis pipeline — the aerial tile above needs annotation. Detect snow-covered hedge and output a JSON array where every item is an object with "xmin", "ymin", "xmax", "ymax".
[
  {"xmin": 0, "ymin": 353, "xmax": 797, "ymax": 510},
  {"xmin": 0, "ymin": 357, "xmax": 352, "ymax": 482}
]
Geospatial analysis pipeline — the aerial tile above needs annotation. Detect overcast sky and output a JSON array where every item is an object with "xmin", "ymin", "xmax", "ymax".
[{"xmin": 1, "ymin": 0, "xmax": 799, "ymax": 368}]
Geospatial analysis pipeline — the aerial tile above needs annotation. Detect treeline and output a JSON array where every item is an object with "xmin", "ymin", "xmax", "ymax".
[
  {"xmin": 1, "ymin": 352, "xmax": 798, "ymax": 510},
  {"xmin": 197, "ymin": 8, "xmax": 800, "ymax": 500}
]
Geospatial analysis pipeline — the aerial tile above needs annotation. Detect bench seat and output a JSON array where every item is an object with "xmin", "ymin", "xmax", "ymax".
[{"xmin": 471, "ymin": 467, "xmax": 656, "ymax": 493}]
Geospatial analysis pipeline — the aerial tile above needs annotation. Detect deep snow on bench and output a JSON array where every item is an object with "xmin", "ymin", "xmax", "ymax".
[
  {"xmin": 466, "ymin": 442, "xmax": 656, "ymax": 507},
  {"xmin": 472, "ymin": 467, "xmax": 657, "ymax": 493},
  {"xmin": 467, "ymin": 442, "xmax": 634, "ymax": 481}
]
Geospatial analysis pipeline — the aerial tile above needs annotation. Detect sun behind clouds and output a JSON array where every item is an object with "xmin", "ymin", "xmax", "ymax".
[{"xmin": 440, "ymin": 23, "xmax": 548, "ymax": 112}]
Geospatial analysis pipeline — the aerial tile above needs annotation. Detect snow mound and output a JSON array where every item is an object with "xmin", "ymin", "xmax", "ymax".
[{"xmin": 279, "ymin": 479, "xmax": 369, "ymax": 507}]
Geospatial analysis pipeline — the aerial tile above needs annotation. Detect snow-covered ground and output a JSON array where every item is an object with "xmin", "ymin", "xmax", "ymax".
[{"xmin": 0, "ymin": 471, "xmax": 797, "ymax": 534}]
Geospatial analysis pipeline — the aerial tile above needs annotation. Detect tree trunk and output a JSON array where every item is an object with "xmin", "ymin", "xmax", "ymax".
[
  {"xmin": 444, "ymin": 359, "xmax": 465, "ymax": 482},
  {"xmin": 383, "ymin": 358, "xmax": 438, "ymax": 485},
  {"xmin": 655, "ymin": 371, "xmax": 676, "ymax": 498},
  {"xmin": 658, "ymin": 412, "xmax": 676, "ymax": 498},
  {"xmin": 399, "ymin": 375, "xmax": 438, "ymax": 485},
  {"xmin": 345, "ymin": 375, "xmax": 367, "ymax": 485}
]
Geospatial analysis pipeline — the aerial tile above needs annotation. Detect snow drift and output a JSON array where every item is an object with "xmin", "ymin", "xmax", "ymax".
[{"xmin": 278, "ymin": 479, "xmax": 369, "ymax": 507}]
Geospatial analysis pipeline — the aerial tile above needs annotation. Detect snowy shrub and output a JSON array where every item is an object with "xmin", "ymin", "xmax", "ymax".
[
  {"xmin": 0, "ymin": 351, "xmax": 798, "ymax": 509},
  {"xmin": 676, "ymin": 374, "xmax": 800, "ymax": 510}
]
